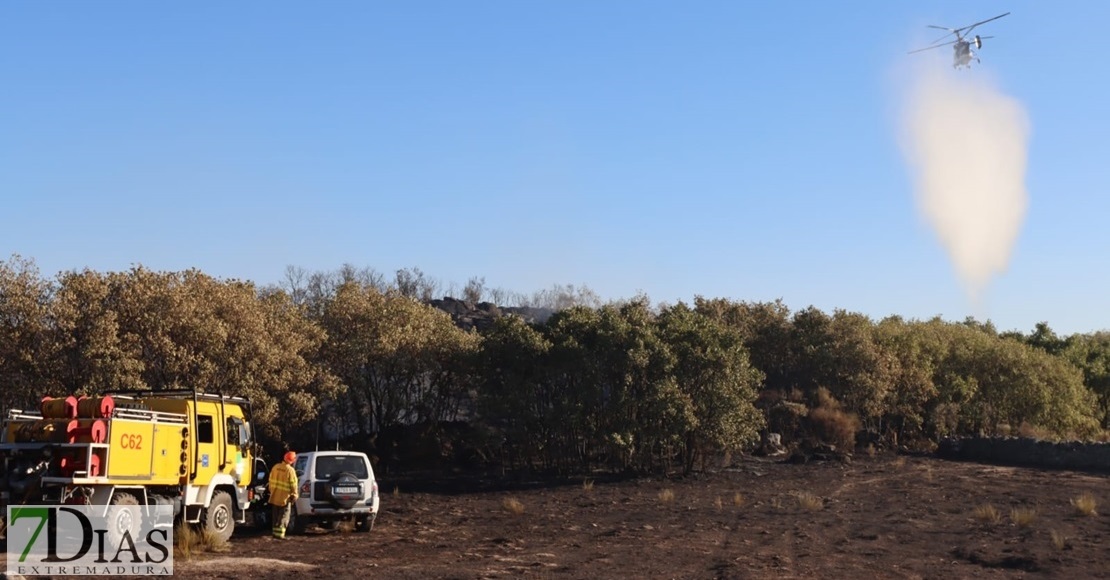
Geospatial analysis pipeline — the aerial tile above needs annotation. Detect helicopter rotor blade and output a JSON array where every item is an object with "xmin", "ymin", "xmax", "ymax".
[
  {"xmin": 959, "ymin": 12, "xmax": 1010, "ymax": 35},
  {"xmin": 907, "ymin": 39, "xmax": 958, "ymax": 55}
]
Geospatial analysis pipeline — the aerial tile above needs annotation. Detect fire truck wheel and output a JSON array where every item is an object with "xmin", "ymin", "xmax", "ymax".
[
  {"xmin": 202, "ymin": 491, "xmax": 235, "ymax": 544},
  {"xmin": 107, "ymin": 492, "xmax": 142, "ymax": 547}
]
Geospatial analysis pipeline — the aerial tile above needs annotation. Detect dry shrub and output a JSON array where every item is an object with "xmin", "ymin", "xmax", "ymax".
[
  {"xmin": 1050, "ymin": 529, "xmax": 1068, "ymax": 550},
  {"xmin": 1071, "ymin": 492, "xmax": 1098, "ymax": 517},
  {"xmin": 1015, "ymin": 422, "xmax": 1058, "ymax": 441},
  {"xmin": 795, "ymin": 492, "xmax": 823, "ymax": 511},
  {"xmin": 1010, "ymin": 507, "xmax": 1038, "ymax": 528},
  {"xmin": 732, "ymin": 492, "xmax": 746, "ymax": 507},
  {"xmin": 807, "ymin": 388, "xmax": 860, "ymax": 450},
  {"xmin": 658, "ymin": 488, "xmax": 675, "ymax": 503},
  {"xmin": 582, "ymin": 478, "xmax": 595, "ymax": 492},
  {"xmin": 502, "ymin": 497, "xmax": 525, "ymax": 515},
  {"xmin": 973, "ymin": 504, "xmax": 1001, "ymax": 525}
]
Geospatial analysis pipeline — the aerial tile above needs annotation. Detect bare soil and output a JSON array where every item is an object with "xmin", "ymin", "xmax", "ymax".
[{"xmin": 10, "ymin": 455, "xmax": 1110, "ymax": 579}]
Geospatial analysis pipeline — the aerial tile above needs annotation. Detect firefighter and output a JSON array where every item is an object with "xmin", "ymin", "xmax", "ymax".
[{"xmin": 268, "ymin": 450, "xmax": 299, "ymax": 539}]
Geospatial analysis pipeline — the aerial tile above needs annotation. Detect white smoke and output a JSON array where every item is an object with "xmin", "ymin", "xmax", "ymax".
[{"xmin": 900, "ymin": 65, "xmax": 1030, "ymax": 302}]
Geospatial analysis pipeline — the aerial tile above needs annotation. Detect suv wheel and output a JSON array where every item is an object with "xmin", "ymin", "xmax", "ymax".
[
  {"xmin": 354, "ymin": 514, "xmax": 375, "ymax": 533},
  {"xmin": 289, "ymin": 504, "xmax": 307, "ymax": 535}
]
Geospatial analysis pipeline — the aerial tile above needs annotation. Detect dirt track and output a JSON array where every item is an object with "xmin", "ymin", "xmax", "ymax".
[{"xmin": 8, "ymin": 455, "xmax": 1110, "ymax": 579}]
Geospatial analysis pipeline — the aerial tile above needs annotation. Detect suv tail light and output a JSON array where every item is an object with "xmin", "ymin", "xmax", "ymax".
[{"xmin": 301, "ymin": 482, "xmax": 311, "ymax": 495}]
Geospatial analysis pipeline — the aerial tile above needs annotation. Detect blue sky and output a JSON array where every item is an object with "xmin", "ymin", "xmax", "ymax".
[{"xmin": 2, "ymin": 1, "xmax": 1108, "ymax": 335}]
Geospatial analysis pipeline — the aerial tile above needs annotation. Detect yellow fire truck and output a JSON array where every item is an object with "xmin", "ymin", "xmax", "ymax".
[{"xmin": 0, "ymin": 389, "xmax": 258, "ymax": 542}]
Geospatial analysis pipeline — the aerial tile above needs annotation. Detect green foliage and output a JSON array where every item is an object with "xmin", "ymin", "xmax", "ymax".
[
  {"xmin": 694, "ymin": 297, "xmax": 792, "ymax": 391},
  {"xmin": 1, "ymin": 256, "xmax": 1106, "ymax": 474},
  {"xmin": 541, "ymin": 301, "xmax": 684, "ymax": 472},
  {"xmin": 657, "ymin": 303, "xmax": 764, "ymax": 471},
  {"xmin": 1061, "ymin": 332, "xmax": 1110, "ymax": 428}
]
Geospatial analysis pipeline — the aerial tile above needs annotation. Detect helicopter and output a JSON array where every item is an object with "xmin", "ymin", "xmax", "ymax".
[{"xmin": 908, "ymin": 12, "xmax": 1010, "ymax": 69}]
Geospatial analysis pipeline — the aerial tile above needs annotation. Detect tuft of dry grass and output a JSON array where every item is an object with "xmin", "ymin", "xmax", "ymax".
[
  {"xmin": 973, "ymin": 504, "xmax": 1002, "ymax": 525},
  {"xmin": 502, "ymin": 497, "xmax": 525, "ymax": 515},
  {"xmin": 795, "ymin": 491, "xmax": 823, "ymax": 511},
  {"xmin": 1010, "ymin": 507, "xmax": 1038, "ymax": 528},
  {"xmin": 865, "ymin": 444, "xmax": 877, "ymax": 458},
  {"xmin": 732, "ymin": 492, "xmax": 746, "ymax": 507},
  {"xmin": 1071, "ymin": 492, "xmax": 1098, "ymax": 517},
  {"xmin": 714, "ymin": 496, "xmax": 723, "ymax": 510},
  {"xmin": 892, "ymin": 456, "xmax": 907, "ymax": 469},
  {"xmin": 175, "ymin": 522, "xmax": 230, "ymax": 559},
  {"xmin": 393, "ymin": 485, "xmax": 401, "ymax": 497},
  {"xmin": 582, "ymin": 478, "xmax": 595, "ymax": 492},
  {"xmin": 175, "ymin": 523, "xmax": 196, "ymax": 560},
  {"xmin": 1050, "ymin": 529, "xmax": 1068, "ymax": 550},
  {"xmin": 658, "ymin": 488, "xmax": 675, "ymax": 503}
]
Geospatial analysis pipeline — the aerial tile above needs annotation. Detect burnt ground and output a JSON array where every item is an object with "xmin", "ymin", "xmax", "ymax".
[{"xmin": 6, "ymin": 455, "xmax": 1110, "ymax": 579}]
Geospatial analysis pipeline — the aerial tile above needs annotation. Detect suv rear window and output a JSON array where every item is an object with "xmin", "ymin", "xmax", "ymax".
[{"xmin": 314, "ymin": 455, "xmax": 369, "ymax": 480}]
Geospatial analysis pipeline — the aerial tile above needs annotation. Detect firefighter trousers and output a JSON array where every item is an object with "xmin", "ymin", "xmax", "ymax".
[{"xmin": 271, "ymin": 503, "xmax": 292, "ymax": 538}]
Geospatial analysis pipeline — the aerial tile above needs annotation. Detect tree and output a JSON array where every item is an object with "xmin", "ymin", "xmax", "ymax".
[
  {"xmin": 394, "ymin": 267, "xmax": 439, "ymax": 301},
  {"xmin": 49, "ymin": 269, "xmax": 142, "ymax": 394},
  {"xmin": 657, "ymin": 303, "xmax": 764, "ymax": 472},
  {"xmin": 873, "ymin": 317, "xmax": 940, "ymax": 442},
  {"xmin": 56, "ymin": 267, "xmax": 338, "ymax": 445},
  {"xmin": 463, "ymin": 276, "xmax": 486, "ymax": 303},
  {"xmin": 319, "ymin": 282, "xmax": 478, "ymax": 437},
  {"xmin": 694, "ymin": 297, "xmax": 792, "ymax": 392},
  {"xmin": 1027, "ymin": 322, "xmax": 1066, "ymax": 356},
  {"xmin": 475, "ymin": 315, "xmax": 555, "ymax": 469},
  {"xmin": 527, "ymin": 283, "xmax": 602, "ymax": 311},
  {"xmin": 1062, "ymin": 332, "xmax": 1110, "ymax": 428},
  {"xmin": 824, "ymin": 310, "xmax": 896, "ymax": 424},
  {"xmin": 0, "ymin": 255, "xmax": 53, "ymax": 411}
]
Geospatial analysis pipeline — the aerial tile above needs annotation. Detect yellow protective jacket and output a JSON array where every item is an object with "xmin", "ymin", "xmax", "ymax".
[{"xmin": 268, "ymin": 462, "xmax": 299, "ymax": 506}]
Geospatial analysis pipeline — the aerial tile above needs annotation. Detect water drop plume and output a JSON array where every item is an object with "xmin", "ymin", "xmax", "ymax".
[{"xmin": 901, "ymin": 65, "xmax": 1030, "ymax": 302}]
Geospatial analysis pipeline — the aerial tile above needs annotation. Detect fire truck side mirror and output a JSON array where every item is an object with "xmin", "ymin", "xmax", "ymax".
[{"xmin": 253, "ymin": 458, "xmax": 268, "ymax": 482}]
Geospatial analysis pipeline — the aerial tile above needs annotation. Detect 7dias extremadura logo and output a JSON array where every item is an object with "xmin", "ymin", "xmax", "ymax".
[{"xmin": 6, "ymin": 504, "xmax": 173, "ymax": 576}]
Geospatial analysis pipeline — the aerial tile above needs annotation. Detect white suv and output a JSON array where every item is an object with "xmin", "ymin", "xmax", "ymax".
[{"xmin": 290, "ymin": 450, "xmax": 380, "ymax": 533}]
